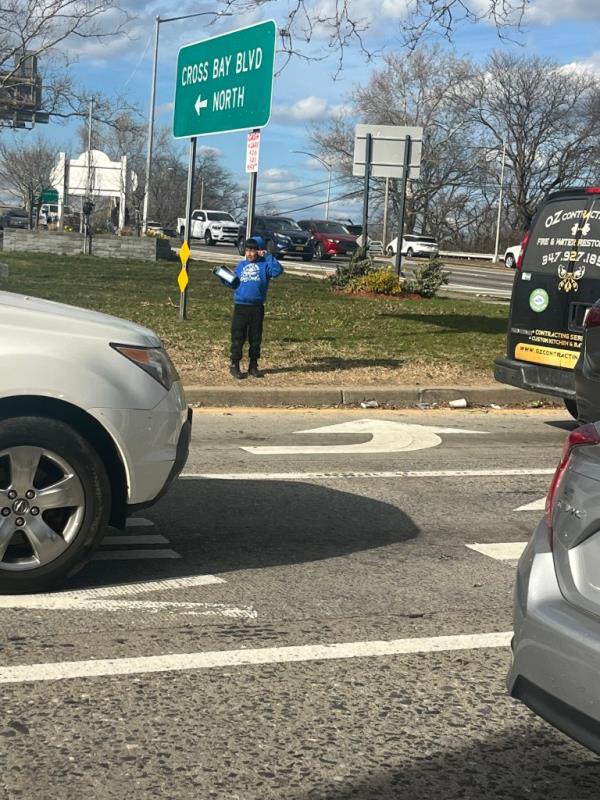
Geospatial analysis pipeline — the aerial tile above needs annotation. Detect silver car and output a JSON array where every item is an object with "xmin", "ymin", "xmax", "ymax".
[
  {"xmin": 0, "ymin": 291, "xmax": 191, "ymax": 593},
  {"xmin": 509, "ymin": 422, "xmax": 600, "ymax": 753}
]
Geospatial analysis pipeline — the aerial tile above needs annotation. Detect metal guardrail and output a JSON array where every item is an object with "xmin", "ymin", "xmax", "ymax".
[{"xmin": 439, "ymin": 249, "xmax": 500, "ymax": 262}]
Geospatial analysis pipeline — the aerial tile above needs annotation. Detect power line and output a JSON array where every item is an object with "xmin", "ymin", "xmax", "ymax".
[
  {"xmin": 278, "ymin": 189, "xmax": 362, "ymax": 216},
  {"xmin": 255, "ymin": 174, "xmax": 355, "ymax": 200}
]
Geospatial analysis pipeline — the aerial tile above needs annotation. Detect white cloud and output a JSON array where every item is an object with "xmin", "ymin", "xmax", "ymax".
[
  {"xmin": 526, "ymin": 0, "xmax": 600, "ymax": 24},
  {"xmin": 272, "ymin": 95, "xmax": 351, "ymax": 123},
  {"xmin": 560, "ymin": 51, "xmax": 600, "ymax": 76},
  {"xmin": 263, "ymin": 167, "xmax": 292, "ymax": 180}
]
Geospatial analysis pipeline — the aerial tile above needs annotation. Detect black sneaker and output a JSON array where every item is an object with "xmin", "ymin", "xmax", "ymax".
[
  {"xmin": 248, "ymin": 361, "xmax": 263, "ymax": 378},
  {"xmin": 229, "ymin": 362, "xmax": 245, "ymax": 380}
]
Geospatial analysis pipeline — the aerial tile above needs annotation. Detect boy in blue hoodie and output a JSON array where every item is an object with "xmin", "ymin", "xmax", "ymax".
[{"xmin": 229, "ymin": 236, "xmax": 283, "ymax": 379}]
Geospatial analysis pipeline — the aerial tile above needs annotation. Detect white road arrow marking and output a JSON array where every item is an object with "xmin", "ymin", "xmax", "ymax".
[
  {"xmin": 514, "ymin": 497, "xmax": 546, "ymax": 512},
  {"xmin": 466, "ymin": 542, "xmax": 527, "ymax": 561},
  {"xmin": 195, "ymin": 94, "xmax": 208, "ymax": 115},
  {"xmin": 242, "ymin": 418, "xmax": 486, "ymax": 455}
]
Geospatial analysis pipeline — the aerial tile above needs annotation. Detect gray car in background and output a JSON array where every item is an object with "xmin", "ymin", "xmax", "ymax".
[{"xmin": 508, "ymin": 422, "xmax": 600, "ymax": 753}]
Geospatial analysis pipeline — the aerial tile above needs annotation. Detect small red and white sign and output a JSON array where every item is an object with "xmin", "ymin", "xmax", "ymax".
[{"xmin": 246, "ymin": 131, "xmax": 261, "ymax": 173}]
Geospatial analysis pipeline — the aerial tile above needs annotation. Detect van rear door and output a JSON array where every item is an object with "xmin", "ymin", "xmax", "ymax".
[{"xmin": 500, "ymin": 191, "xmax": 600, "ymax": 397}]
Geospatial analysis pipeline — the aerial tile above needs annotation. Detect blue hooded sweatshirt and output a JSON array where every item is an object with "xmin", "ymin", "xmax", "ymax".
[{"xmin": 233, "ymin": 237, "xmax": 283, "ymax": 305}]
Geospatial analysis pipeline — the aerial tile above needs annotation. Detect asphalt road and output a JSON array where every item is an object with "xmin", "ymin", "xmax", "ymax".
[
  {"xmin": 3, "ymin": 408, "xmax": 597, "ymax": 800},
  {"xmin": 187, "ymin": 242, "xmax": 516, "ymax": 300}
]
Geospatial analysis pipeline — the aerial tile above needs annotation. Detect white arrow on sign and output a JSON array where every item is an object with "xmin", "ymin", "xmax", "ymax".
[
  {"xmin": 242, "ymin": 418, "xmax": 486, "ymax": 455},
  {"xmin": 195, "ymin": 94, "xmax": 208, "ymax": 115}
]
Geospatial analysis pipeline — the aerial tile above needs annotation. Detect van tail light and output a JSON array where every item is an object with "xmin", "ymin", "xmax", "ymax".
[
  {"xmin": 545, "ymin": 423, "xmax": 600, "ymax": 548},
  {"xmin": 515, "ymin": 230, "xmax": 530, "ymax": 270},
  {"xmin": 584, "ymin": 306, "xmax": 600, "ymax": 328}
]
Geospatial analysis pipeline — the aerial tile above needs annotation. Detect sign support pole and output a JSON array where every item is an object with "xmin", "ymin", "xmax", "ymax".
[
  {"xmin": 361, "ymin": 133, "xmax": 372, "ymax": 248},
  {"xmin": 394, "ymin": 135, "xmax": 411, "ymax": 277},
  {"xmin": 180, "ymin": 135, "xmax": 197, "ymax": 321},
  {"xmin": 245, "ymin": 128, "xmax": 259, "ymax": 241}
]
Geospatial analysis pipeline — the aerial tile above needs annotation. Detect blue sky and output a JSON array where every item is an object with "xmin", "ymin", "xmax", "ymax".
[{"xmin": 31, "ymin": 0, "xmax": 600, "ymax": 221}]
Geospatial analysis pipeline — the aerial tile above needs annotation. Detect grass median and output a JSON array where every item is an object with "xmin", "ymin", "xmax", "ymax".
[{"xmin": 0, "ymin": 252, "xmax": 508, "ymax": 386}]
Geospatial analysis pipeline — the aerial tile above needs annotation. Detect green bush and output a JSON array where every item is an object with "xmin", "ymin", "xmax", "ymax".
[
  {"xmin": 347, "ymin": 266, "xmax": 405, "ymax": 296},
  {"xmin": 406, "ymin": 257, "xmax": 450, "ymax": 298},
  {"xmin": 329, "ymin": 245, "xmax": 374, "ymax": 289}
]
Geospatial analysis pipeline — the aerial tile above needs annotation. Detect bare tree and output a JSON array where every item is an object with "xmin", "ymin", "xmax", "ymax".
[
  {"xmin": 0, "ymin": 2, "xmax": 129, "ymax": 123},
  {"xmin": 0, "ymin": 134, "xmax": 58, "ymax": 223},
  {"xmin": 220, "ymin": 0, "xmax": 528, "ymax": 73},
  {"xmin": 462, "ymin": 51, "xmax": 600, "ymax": 230},
  {"xmin": 146, "ymin": 130, "xmax": 244, "ymax": 228},
  {"xmin": 312, "ymin": 46, "xmax": 482, "ymax": 242}
]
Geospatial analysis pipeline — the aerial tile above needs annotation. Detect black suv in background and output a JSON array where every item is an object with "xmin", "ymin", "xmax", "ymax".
[{"xmin": 237, "ymin": 216, "xmax": 314, "ymax": 261}]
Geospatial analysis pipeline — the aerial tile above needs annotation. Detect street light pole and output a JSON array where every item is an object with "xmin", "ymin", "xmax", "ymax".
[
  {"xmin": 493, "ymin": 138, "xmax": 506, "ymax": 263},
  {"xmin": 142, "ymin": 15, "xmax": 160, "ymax": 235},
  {"xmin": 292, "ymin": 150, "xmax": 333, "ymax": 218},
  {"xmin": 142, "ymin": 10, "xmax": 231, "ymax": 235}
]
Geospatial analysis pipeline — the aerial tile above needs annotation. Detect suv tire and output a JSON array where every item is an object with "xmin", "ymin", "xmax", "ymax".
[
  {"xmin": 505, "ymin": 253, "xmax": 516, "ymax": 269},
  {"xmin": 0, "ymin": 416, "xmax": 111, "ymax": 594}
]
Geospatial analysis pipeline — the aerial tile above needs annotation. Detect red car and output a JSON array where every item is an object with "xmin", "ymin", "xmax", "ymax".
[{"xmin": 298, "ymin": 219, "xmax": 358, "ymax": 260}]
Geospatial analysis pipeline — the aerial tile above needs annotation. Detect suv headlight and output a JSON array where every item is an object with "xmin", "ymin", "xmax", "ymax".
[
  {"xmin": 111, "ymin": 344, "xmax": 180, "ymax": 390},
  {"xmin": 273, "ymin": 233, "xmax": 289, "ymax": 241}
]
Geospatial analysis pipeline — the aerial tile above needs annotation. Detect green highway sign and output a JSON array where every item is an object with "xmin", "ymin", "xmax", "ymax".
[
  {"xmin": 40, "ymin": 188, "xmax": 58, "ymax": 203},
  {"xmin": 173, "ymin": 20, "xmax": 276, "ymax": 139}
]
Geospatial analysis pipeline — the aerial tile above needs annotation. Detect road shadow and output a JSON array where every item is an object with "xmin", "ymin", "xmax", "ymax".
[
  {"xmin": 288, "ymin": 728, "xmax": 600, "ymax": 800},
  {"xmin": 265, "ymin": 357, "xmax": 405, "ymax": 376},
  {"xmin": 72, "ymin": 478, "xmax": 419, "ymax": 588},
  {"xmin": 378, "ymin": 312, "xmax": 508, "ymax": 335}
]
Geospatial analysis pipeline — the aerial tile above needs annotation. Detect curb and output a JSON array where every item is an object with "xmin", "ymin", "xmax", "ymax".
[{"xmin": 184, "ymin": 384, "xmax": 563, "ymax": 409}]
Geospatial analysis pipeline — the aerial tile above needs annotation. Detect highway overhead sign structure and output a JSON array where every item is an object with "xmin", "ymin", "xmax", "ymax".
[
  {"xmin": 173, "ymin": 20, "xmax": 277, "ymax": 139},
  {"xmin": 353, "ymin": 125, "xmax": 423, "ymax": 180}
]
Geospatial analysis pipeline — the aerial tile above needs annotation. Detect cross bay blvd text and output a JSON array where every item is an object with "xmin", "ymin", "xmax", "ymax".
[{"xmin": 180, "ymin": 48, "xmax": 264, "ymax": 87}]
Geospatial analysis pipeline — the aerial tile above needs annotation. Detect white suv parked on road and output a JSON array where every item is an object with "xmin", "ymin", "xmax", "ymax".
[{"xmin": 0, "ymin": 291, "xmax": 191, "ymax": 593}]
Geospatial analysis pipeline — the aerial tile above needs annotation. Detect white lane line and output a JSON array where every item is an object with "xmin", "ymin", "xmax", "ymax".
[
  {"xmin": 101, "ymin": 535, "xmax": 169, "ymax": 546},
  {"xmin": 126, "ymin": 518, "xmax": 154, "ymax": 528},
  {"xmin": 181, "ymin": 468, "xmax": 555, "ymax": 481},
  {"xmin": 0, "ymin": 631, "xmax": 512, "ymax": 684},
  {"xmin": 92, "ymin": 549, "xmax": 181, "ymax": 560},
  {"xmin": 467, "ymin": 542, "xmax": 527, "ymax": 561},
  {"xmin": 514, "ymin": 497, "xmax": 546, "ymax": 512}
]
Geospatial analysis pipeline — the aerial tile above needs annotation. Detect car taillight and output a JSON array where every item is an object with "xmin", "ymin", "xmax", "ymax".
[
  {"xmin": 585, "ymin": 187, "xmax": 600, "ymax": 194},
  {"xmin": 584, "ymin": 306, "xmax": 600, "ymax": 328},
  {"xmin": 515, "ymin": 230, "xmax": 530, "ymax": 270},
  {"xmin": 545, "ymin": 423, "xmax": 600, "ymax": 548}
]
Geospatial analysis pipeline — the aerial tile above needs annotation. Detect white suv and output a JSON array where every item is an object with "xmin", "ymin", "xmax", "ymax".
[
  {"xmin": 386, "ymin": 234, "xmax": 439, "ymax": 257},
  {"xmin": 0, "ymin": 291, "xmax": 191, "ymax": 593}
]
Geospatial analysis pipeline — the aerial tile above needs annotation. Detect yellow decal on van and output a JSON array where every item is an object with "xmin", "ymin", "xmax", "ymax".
[{"xmin": 515, "ymin": 343, "xmax": 578, "ymax": 369}]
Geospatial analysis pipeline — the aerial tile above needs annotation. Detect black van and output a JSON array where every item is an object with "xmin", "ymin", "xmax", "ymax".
[{"xmin": 495, "ymin": 187, "xmax": 600, "ymax": 418}]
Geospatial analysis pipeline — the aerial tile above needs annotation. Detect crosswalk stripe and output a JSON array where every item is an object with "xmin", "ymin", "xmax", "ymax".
[
  {"xmin": 101, "ymin": 535, "xmax": 169, "ymax": 546},
  {"xmin": 126, "ymin": 518, "xmax": 154, "ymax": 528},
  {"xmin": 93, "ymin": 549, "xmax": 181, "ymax": 561}
]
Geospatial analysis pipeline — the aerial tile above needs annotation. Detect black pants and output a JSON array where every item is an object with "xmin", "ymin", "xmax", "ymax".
[{"xmin": 230, "ymin": 303, "xmax": 265, "ymax": 363}]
